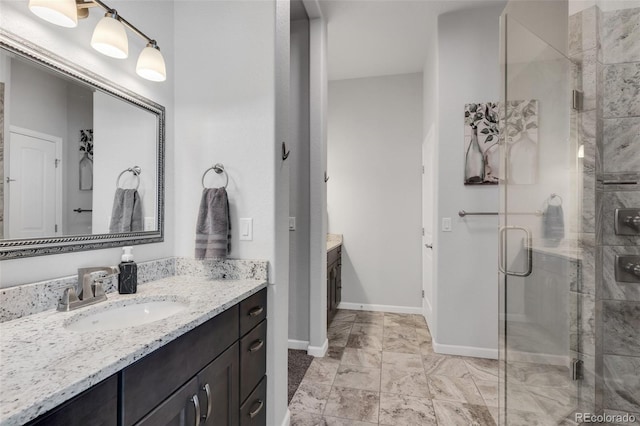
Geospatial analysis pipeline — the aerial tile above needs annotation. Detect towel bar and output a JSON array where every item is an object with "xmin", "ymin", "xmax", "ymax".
[{"xmin": 202, "ymin": 163, "xmax": 229, "ymax": 189}]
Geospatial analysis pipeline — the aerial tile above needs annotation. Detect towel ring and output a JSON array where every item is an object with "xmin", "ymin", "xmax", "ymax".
[
  {"xmin": 116, "ymin": 166, "xmax": 141, "ymax": 190},
  {"xmin": 202, "ymin": 163, "xmax": 229, "ymax": 189},
  {"xmin": 548, "ymin": 193, "xmax": 563, "ymax": 206}
]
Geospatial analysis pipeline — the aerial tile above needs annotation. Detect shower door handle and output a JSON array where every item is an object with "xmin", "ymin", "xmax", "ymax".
[{"xmin": 499, "ymin": 226, "xmax": 533, "ymax": 277}]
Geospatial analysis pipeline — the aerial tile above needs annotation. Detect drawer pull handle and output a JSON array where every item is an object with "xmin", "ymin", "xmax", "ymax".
[
  {"xmin": 249, "ymin": 306, "xmax": 264, "ymax": 317},
  {"xmin": 249, "ymin": 339, "xmax": 264, "ymax": 352},
  {"xmin": 202, "ymin": 383, "xmax": 212, "ymax": 421},
  {"xmin": 249, "ymin": 399, "xmax": 264, "ymax": 419},
  {"xmin": 191, "ymin": 394, "xmax": 201, "ymax": 426}
]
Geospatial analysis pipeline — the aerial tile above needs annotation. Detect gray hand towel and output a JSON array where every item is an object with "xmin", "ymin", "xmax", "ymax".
[
  {"xmin": 195, "ymin": 187, "xmax": 231, "ymax": 259},
  {"xmin": 109, "ymin": 188, "xmax": 143, "ymax": 233},
  {"xmin": 543, "ymin": 204, "xmax": 565, "ymax": 242}
]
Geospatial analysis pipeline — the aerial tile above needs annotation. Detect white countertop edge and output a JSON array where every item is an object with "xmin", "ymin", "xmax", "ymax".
[{"xmin": 0, "ymin": 277, "xmax": 267, "ymax": 426}]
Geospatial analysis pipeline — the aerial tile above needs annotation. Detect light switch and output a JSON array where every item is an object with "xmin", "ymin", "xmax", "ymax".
[
  {"xmin": 442, "ymin": 217, "xmax": 452, "ymax": 232},
  {"xmin": 240, "ymin": 218, "xmax": 253, "ymax": 241},
  {"xmin": 289, "ymin": 217, "xmax": 296, "ymax": 231}
]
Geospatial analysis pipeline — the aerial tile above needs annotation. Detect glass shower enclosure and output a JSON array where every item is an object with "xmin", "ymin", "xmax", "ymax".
[{"xmin": 499, "ymin": 13, "xmax": 583, "ymax": 425}]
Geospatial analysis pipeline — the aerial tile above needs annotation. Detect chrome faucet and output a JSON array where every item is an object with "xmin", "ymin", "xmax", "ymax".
[{"xmin": 58, "ymin": 266, "xmax": 120, "ymax": 312}]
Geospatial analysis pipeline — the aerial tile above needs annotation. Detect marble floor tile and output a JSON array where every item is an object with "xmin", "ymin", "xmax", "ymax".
[
  {"xmin": 411, "ymin": 314, "xmax": 428, "ymax": 328},
  {"xmin": 289, "ymin": 411, "xmax": 324, "ymax": 426},
  {"xmin": 322, "ymin": 416, "xmax": 377, "ymax": 426},
  {"xmin": 420, "ymin": 340, "xmax": 435, "ymax": 355},
  {"xmin": 332, "ymin": 309, "xmax": 358, "ymax": 323},
  {"xmin": 380, "ymin": 367, "xmax": 430, "ymax": 397},
  {"xmin": 383, "ymin": 324, "xmax": 417, "ymax": 339},
  {"xmin": 326, "ymin": 345, "xmax": 345, "ymax": 361},
  {"xmin": 526, "ymin": 386, "xmax": 575, "ymax": 420},
  {"xmin": 487, "ymin": 405, "xmax": 500, "ymax": 425},
  {"xmin": 500, "ymin": 384, "xmax": 545, "ymax": 413},
  {"xmin": 301, "ymin": 358, "xmax": 341, "ymax": 386},
  {"xmin": 289, "ymin": 383, "xmax": 332, "ymax": 414},
  {"xmin": 332, "ymin": 365, "xmax": 381, "ymax": 392},
  {"xmin": 474, "ymin": 379, "xmax": 499, "ymax": 407},
  {"xmin": 500, "ymin": 409, "xmax": 556, "ymax": 426},
  {"xmin": 347, "ymin": 324, "xmax": 383, "ymax": 351},
  {"xmin": 354, "ymin": 311, "xmax": 384, "ymax": 326},
  {"xmin": 323, "ymin": 387, "xmax": 380, "ymax": 423},
  {"xmin": 506, "ymin": 361, "xmax": 571, "ymax": 388},
  {"xmin": 327, "ymin": 322, "xmax": 353, "ymax": 347},
  {"xmin": 432, "ymin": 400, "xmax": 496, "ymax": 426},
  {"xmin": 416, "ymin": 327, "xmax": 432, "ymax": 343},
  {"xmin": 383, "ymin": 312, "xmax": 416, "ymax": 328},
  {"xmin": 378, "ymin": 392, "xmax": 438, "ymax": 425},
  {"xmin": 382, "ymin": 351, "xmax": 423, "ymax": 372},
  {"xmin": 427, "ymin": 375, "xmax": 485, "ymax": 405},
  {"xmin": 423, "ymin": 354, "xmax": 470, "ymax": 378},
  {"xmin": 464, "ymin": 357, "xmax": 499, "ymax": 382},
  {"xmin": 383, "ymin": 327, "xmax": 420, "ymax": 354},
  {"xmin": 341, "ymin": 348, "xmax": 382, "ymax": 368}
]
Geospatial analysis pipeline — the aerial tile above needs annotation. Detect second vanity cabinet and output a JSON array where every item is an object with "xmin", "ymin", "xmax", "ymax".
[
  {"xmin": 25, "ymin": 288, "xmax": 267, "ymax": 426},
  {"xmin": 327, "ymin": 245, "xmax": 342, "ymax": 325}
]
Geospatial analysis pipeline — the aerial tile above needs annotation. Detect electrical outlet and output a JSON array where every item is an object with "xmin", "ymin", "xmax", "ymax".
[
  {"xmin": 289, "ymin": 217, "xmax": 296, "ymax": 231},
  {"xmin": 240, "ymin": 218, "xmax": 253, "ymax": 241},
  {"xmin": 442, "ymin": 217, "xmax": 452, "ymax": 232}
]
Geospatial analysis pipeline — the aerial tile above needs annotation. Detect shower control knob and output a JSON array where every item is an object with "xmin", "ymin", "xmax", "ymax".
[
  {"xmin": 616, "ymin": 255, "xmax": 640, "ymax": 283},
  {"xmin": 615, "ymin": 209, "xmax": 640, "ymax": 235}
]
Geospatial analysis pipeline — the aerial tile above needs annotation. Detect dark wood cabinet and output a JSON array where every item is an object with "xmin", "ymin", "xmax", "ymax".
[
  {"xmin": 26, "ymin": 288, "xmax": 267, "ymax": 426},
  {"xmin": 327, "ymin": 246, "xmax": 342, "ymax": 325},
  {"xmin": 26, "ymin": 375, "xmax": 117, "ymax": 426}
]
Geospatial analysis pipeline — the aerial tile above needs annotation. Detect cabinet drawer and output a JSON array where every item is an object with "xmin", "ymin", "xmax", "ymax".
[
  {"xmin": 239, "ymin": 376, "xmax": 267, "ymax": 426},
  {"xmin": 239, "ymin": 289, "xmax": 267, "ymax": 337},
  {"xmin": 26, "ymin": 375, "xmax": 117, "ymax": 426},
  {"xmin": 122, "ymin": 306, "xmax": 239, "ymax": 426},
  {"xmin": 239, "ymin": 320, "xmax": 267, "ymax": 402}
]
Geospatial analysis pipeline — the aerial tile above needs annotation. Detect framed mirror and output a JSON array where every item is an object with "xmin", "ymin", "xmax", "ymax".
[{"xmin": 0, "ymin": 29, "xmax": 164, "ymax": 259}]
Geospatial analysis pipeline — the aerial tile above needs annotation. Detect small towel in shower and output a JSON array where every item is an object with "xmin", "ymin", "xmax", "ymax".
[
  {"xmin": 109, "ymin": 188, "xmax": 143, "ymax": 233},
  {"xmin": 543, "ymin": 204, "xmax": 565, "ymax": 242},
  {"xmin": 195, "ymin": 187, "xmax": 231, "ymax": 259}
]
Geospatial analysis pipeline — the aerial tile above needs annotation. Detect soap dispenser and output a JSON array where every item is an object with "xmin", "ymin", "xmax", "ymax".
[{"xmin": 118, "ymin": 246, "xmax": 137, "ymax": 294}]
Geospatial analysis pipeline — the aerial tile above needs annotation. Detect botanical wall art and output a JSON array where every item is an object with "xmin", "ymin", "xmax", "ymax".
[
  {"xmin": 79, "ymin": 129, "xmax": 93, "ymax": 191},
  {"xmin": 463, "ymin": 100, "xmax": 538, "ymax": 185},
  {"xmin": 464, "ymin": 102, "xmax": 499, "ymax": 184},
  {"xmin": 504, "ymin": 99, "xmax": 538, "ymax": 185}
]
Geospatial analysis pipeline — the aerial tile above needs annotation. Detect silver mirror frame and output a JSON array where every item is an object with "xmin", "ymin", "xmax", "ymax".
[{"xmin": 0, "ymin": 29, "xmax": 165, "ymax": 260}]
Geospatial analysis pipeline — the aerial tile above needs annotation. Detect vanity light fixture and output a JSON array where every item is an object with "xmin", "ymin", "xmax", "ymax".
[
  {"xmin": 90, "ymin": 10, "xmax": 128, "ymax": 59},
  {"xmin": 28, "ymin": 0, "xmax": 79, "ymax": 28},
  {"xmin": 28, "ymin": 0, "xmax": 167, "ymax": 82}
]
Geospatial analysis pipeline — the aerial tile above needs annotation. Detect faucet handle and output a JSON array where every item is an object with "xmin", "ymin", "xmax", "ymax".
[{"xmin": 58, "ymin": 287, "xmax": 79, "ymax": 311}]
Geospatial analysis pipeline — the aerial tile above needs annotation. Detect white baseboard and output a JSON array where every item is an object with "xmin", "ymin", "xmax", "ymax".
[
  {"xmin": 281, "ymin": 409, "xmax": 291, "ymax": 426},
  {"xmin": 288, "ymin": 339, "xmax": 309, "ymax": 350},
  {"xmin": 433, "ymin": 338, "xmax": 498, "ymax": 359},
  {"xmin": 337, "ymin": 302, "xmax": 422, "ymax": 315},
  {"xmin": 307, "ymin": 338, "xmax": 328, "ymax": 357}
]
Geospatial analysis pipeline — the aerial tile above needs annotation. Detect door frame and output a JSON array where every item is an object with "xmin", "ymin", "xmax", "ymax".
[
  {"xmin": 8, "ymin": 125, "xmax": 63, "ymax": 237},
  {"xmin": 422, "ymin": 125, "xmax": 436, "ymax": 327}
]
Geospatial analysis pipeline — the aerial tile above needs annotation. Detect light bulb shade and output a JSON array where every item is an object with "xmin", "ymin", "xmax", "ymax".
[
  {"xmin": 91, "ymin": 14, "xmax": 128, "ymax": 59},
  {"xmin": 29, "ymin": 0, "xmax": 78, "ymax": 28},
  {"xmin": 136, "ymin": 44, "xmax": 166, "ymax": 82}
]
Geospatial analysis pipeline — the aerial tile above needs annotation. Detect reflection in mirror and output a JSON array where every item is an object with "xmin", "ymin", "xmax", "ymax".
[{"xmin": 0, "ymin": 30, "xmax": 164, "ymax": 259}]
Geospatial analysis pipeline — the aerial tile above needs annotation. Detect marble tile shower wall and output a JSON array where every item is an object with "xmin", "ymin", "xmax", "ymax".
[
  {"xmin": 0, "ymin": 257, "xmax": 268, "ymax": 323},
  {"xmin": 573, "ymin": 5, "xmax": 640, "ymax": 418}
]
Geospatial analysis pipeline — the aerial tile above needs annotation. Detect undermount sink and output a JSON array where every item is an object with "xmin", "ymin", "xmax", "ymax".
[{"xmin": 65, "ymin": 300, "xmax": 188, "ymax": 332}]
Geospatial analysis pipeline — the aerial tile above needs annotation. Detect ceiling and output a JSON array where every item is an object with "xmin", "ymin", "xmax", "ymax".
[{"xmin": 319, "ymin": 0, "xmax": 504, "ymax": 81}]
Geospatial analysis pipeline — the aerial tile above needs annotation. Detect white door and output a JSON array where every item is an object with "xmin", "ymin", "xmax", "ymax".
[
  {"xmin": 422, "ymin": 126, "xmax": 435, "ymax": 324},
  {"xmin": 8, "ymin": 128, "xmax": 61, "ymax": 238}
]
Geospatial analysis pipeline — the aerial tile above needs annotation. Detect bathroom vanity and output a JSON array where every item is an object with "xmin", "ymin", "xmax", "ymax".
[
  {"xmin": 0, "ymin": 278, "xmax": 267, "ymax": 426},
  {"xmin": 327, "ymin": 234, "xmax": 343, "ymax": 324}
]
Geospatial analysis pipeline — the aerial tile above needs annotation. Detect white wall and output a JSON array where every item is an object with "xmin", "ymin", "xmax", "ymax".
[
  {"xmin": 92, "ymin": 92, "xmax": 157, "ymax": 234},
  {"xmin": 327, "ymin": 72, "xmax": 423, "ymax": 311},
  {"xmin": 0, "ymin": 0, "xmax": 175, "ymax": 287},
  {"xmin": 431, "ymin": 5, "xmax": 504, "ymax": 357},
  {"xmin": 173, "ymin": 2, "xmax": 287, "ymax": 425},
  {"xmin": 289, "ymin": 17, "xmax": 311, "ymax": 343}
]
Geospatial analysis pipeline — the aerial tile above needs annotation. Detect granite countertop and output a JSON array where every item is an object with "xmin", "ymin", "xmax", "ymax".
[
  {"xmin": 0, "ymin": 276, "xmax": 267, "ymax": 426},
  {"xmin": 327, "ymin": 234, "xmax": 343, "ymax": 252}
]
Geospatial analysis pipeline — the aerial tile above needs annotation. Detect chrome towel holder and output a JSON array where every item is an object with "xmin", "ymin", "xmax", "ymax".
[
  {"xmin": 116, "ymin": 166, "xmax": 141, "ymax": 190},
  {"xmin": 202, "ymin": 163, "xmax": 229, "ymax": 189}
]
